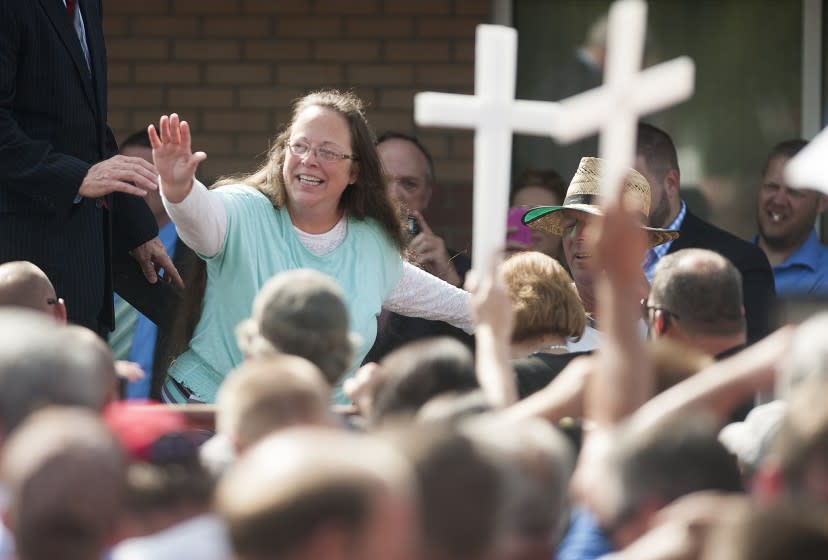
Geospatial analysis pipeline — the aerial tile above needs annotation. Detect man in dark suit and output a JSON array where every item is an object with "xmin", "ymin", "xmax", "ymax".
[
  {"xmin": 635, "ymin": 123, "xmax": 776, "ymax": 344},
  {"xmin": 0, "ymin": 0, "xmax": 182, "ymax": 335}
]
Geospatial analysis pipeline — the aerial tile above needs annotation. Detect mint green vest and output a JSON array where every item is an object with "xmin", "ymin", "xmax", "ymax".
[{"xmin": 168, "ymin": 185, "xmax": 403, "ymax": 402}]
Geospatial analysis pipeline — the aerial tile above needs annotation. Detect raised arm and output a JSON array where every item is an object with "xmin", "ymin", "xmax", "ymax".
[
  {"xmin": 383, "ymin": 262, "xmax": 474, "ymax": 333},
  {"xmin": 149, "ymin": 114, "xmax": 226, "ymax": 258}
]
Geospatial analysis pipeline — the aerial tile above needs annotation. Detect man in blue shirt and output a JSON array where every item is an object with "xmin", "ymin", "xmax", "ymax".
[{"xmin": 755, "ymin": 140, "xmax": 828, "ymax": 296}]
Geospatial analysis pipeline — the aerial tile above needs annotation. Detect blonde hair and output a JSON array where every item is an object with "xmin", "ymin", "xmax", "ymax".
[
  {"xmin": 216, "ymin": 356, "xmax": 331, "ymax": 451},
  {"xmin": 501, "ymin": 252, "xmax": 586, "ymax": 343}
]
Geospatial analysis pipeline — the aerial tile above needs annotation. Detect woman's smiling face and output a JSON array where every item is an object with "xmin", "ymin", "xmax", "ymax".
[{"xmin": 283, "ymin": 105, "xmax": 358, "ymax": 221}]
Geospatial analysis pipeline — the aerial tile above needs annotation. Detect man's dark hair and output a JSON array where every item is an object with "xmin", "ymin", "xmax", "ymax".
[
  {"xmin": 636, "ymin": 122, "xmax": 680, "ymax": 179},
  {"xmin": 121, "ymin": 129, "xmax": 152, "ymax": 150},
  {"xmin": 376, "ymin": 131, "xmax": 436, "ymax": 186},
  {"xmin": 371, "ymin": 337, "xmax": 478, "ymax": 424},
  {"xmin": 610, "ymin": 414, "xmax": 743, "ymax": 526},
  {"xmin": 510, "ymin": 169, "xmax": 568, "ymax": 206},
  {"xmin": 761, "ymin": 139, "xmax": 808, "ymax": 176},
  {"xmin": 651, "ymin": 249, "xmax": 746, "ymax": 336}
]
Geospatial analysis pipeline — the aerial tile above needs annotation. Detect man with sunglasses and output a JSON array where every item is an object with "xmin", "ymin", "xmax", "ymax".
[{"xmin": 645, "ymin": 248, "xmax": 747, "ymax": 359}]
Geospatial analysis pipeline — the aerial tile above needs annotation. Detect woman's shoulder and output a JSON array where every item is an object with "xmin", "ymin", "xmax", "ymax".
[
  {"xmin": 212, "ymin": 183, "xmax": 270, "ymax": 201},
  {"xmin": 347, "ymin": 216, "xmax": 399, "ymax": 249}
]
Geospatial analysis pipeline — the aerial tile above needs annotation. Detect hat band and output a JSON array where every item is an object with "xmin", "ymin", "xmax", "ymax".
[{"xmin": 563, "ymin": 193, "xmax": 599, "ymax": 207}]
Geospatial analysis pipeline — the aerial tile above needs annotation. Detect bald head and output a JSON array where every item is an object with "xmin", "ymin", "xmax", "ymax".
[
  {"xmin": 0, "ymin": 261, "xmax": 66, "ymax": 323},
  {"xmin": 650, "ymin": 249, "xmax": 745, "ymax": 338},
  {"xmin": 216, "ymin": 428, "xmax": 417, "ymax": 560}
]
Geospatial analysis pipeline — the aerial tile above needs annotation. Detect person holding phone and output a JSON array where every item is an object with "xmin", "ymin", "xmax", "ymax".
[{"xmin": 364, "ymin": 132, "xmax": 473, "ymax": 363}]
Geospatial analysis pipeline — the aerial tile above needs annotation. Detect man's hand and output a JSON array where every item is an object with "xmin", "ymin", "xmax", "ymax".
[
  {"xmin": 78, "ymin": 155, "xmax": 159, "ymax": 199},
  {"xmin": 148, "ymin": 113, "xmax": 207, "ymax": 203},
  {"xmin": 408, "ymin": 211, "xmax": 462, "ymax": 286},
  {"xmin": 130, "ymin": 237, "xmax": 184, "ymax": 288}
]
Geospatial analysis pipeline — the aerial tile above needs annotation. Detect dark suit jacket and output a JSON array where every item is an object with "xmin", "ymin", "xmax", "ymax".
[
  {"xmin": 363, "ymin": 249, "xmax": 474, "ymax": 364},
  {"xmin": 667, "ymin": 210, "xmax": 776, "ymax": 344},
  {"xmin": 0, "ymin": 0, "xmax": 159, "ymax": 332}
]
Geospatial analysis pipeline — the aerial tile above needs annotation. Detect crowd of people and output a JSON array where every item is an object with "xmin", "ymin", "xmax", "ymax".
[{"xmin": 3, "ymin": 1, "xmax": 828, "ymax": 559}]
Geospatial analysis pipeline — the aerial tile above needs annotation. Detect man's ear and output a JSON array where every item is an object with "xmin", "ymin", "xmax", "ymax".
[
  {"xmin": 816, "ymin": 193, "xmax": 828, "ymax": 215},
  {"xmin": 664, "ymin": 169, "xmax": 681, "ymax": 199},
  {"xmin": 53, "ymin": 298, "xmax": 68, "ymax": 325}
]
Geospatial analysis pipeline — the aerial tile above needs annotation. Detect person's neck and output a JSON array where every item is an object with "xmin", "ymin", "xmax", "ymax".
[
  {"xmin": 758, "ymin": 235, "xmax": 806, "ymax": 268},
  {"xmin": 288, "ymin": 204, "xmax": 343, "ymax": 234},
  {"xmin": 687, "ymin": 332, "xmax": 746, "ymax": 358},
  {"xmin": 510, "ymin": 333, "xmax": 569, "ymax": 359}
]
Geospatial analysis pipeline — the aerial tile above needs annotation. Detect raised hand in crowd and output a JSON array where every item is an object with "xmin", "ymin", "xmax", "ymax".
[
  {"xmin": 148, "ymin": 113, "xmax": 208, "ymax": 202},
  {"xmin": 408, "ymin": 210, "xmax": 463, "ymax": 287}
]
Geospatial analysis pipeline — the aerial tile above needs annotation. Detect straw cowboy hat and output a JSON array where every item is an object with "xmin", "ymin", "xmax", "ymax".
[{"xmin": 522, "ymin": 156, "xmax": 680, "ymax": 247}]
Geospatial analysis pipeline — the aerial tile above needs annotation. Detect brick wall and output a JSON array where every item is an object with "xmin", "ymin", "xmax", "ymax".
[{"xmin": 104, "ymin": 0, "xmax": 489, "ymax": 252}]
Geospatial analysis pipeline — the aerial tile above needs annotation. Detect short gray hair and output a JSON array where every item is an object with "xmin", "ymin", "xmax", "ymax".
[{"xmin": 236, "ymin": 269, "xmax": 357, "ymax": 385}]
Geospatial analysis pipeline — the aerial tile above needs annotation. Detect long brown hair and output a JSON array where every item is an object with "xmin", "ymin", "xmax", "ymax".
[{"xmin": 216, "ymin": 89, "xmax": 404, "ymax": 251}]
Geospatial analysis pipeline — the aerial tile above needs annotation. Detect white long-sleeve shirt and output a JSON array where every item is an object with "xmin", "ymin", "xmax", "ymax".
[{"xmin": 162, "ymin": 180, "xmax": 474, "ymax": 332}]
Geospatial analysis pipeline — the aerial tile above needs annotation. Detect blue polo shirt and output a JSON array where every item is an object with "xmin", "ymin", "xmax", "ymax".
[{"xmin": 755, "ymin": 230, "xmax": 828, "ymax": 296}]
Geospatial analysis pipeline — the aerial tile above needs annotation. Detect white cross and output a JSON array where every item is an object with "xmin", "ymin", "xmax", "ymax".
[
  {"xmin": 414, "ymin": 24, "xmax": 561, "ymax": 273},
  {"xmin": 550, "ymin": 0, "xmax": 695, "ymax": 205},
  {"xmin": 785, "ymin": 125, "xmax": 828, "ymax": 195}
]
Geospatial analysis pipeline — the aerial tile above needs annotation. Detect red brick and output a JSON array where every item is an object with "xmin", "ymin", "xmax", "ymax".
[
  {"xmin": 315, "ymin": 41, "xmax": 380, "ymax": 62},
  {"xmin": 348, "ymin": 64, "xmax": 413, "ymax": 86},
  {"xmin": 175, "ymin": 40, "xmax": 241, "ymax": 61},
  {"xmin": 454, "ymin": 0, "xmax": 490, "ymax": 17},
  {"xmin": 191, "ymin": 134, "xmax": 237, "ymax": 155},
  {"xmin": 416, "ymin": 17, "xmax": 479, "ymax": 38},
  {"xmin": 102, "ymin": 15, "xmax": 129, "ymax": 36},
  {"xmin": 384, "ymin": 40, "xmax": 450, "ymax": 62},
  {"xmin": 236, "ymin": 133, "xmax": 277, "ymax": 157},
  {"xmin": 239, "ymin": 87, "xmax": 306, "ymax": 109},
  {"xmin": 431, "ymin": 158, "xmax": 473, "ymax": 182},
  {"xmin": 383, "ymin": 0, "xmax": 450, "ymax": 15},
  {"xmin": 172, "ymin": 0, "xmax": 241, "ymax": 14},
  {"xmin": 451, "ymin": 134, "xmax": 474, "ymax": 158},
  {"xmin": 242, "ymin": 0, "xmax": 311, "ymax": 14},
  {"xmin": 206, "ymin": 64, "xmax": 272, "ymax": 85},
  {"xmin": 366, "ymin": 111, "xmax": 414, "ymax": 134},
  {"xmin": 107, "ymin": 39, "xmax": 169, "ymax": 61},
  {"xmin": 108, "ymin": 111, "xmax": 130, "ymax": 132},
  {"xmin": 107, "ymin": 63, "xmax": 131, "ymax": 84},
  {"xmin": 169, "ymin": 88, "xmax": 236, "ymax": 109},
  {"xmin": 131, "ymin": 110, "xmax": 185, "ymax": 133},
  {"xmin": 417, "ymin": 133, "xmax": 451, "ymax": 159},
  {"xmin": 453, "ymin": 40, "xmax": 475, "ymax": 62},
  {"xmin": 415, "ymin": 64, "xmax": 474, "ymax": 87},
  {"xmin": 315, "ymin": 0, "xmax": 379, "ymax": 14},
  {"xmin": 346, "ymin": 17, "xmax": 412, "ymax": 38},
  {"xmin": 276, "ymin": 17, "xmax": 342, "ymax": 38},
  {"xmin": 133, "ymin": 17, "xmax": 200, "ymax": 37},
  {"xmin": 244, "ymin": 40, "xmax": 312, "ymax": 61},
  {"xmin": 109, "ymin": 87, "xmax": 166, "ymax": 108},
  {"xmin": 378, "ymin": 88, "xmax": 418, "ymax": 110},
  {"xmin": 105, "ymin": 0, "xmax": 170, "ymax": 15},
  {"xmin": 204, "ymin": 17, "xmax": 270, "ymax": 38},
  {"xmin": 134, "ymin": 63, "xmax": 201, "ymax": 85},
  {"xmin": 276, "ymin": 64, "xmax": 345, "ymax": 87},
  {"xmin": 200, "ymin": 157, "xmax": 261, "ymax": 182},
  {"xmin": 204, "ymin": 111, "xmax": 271, "ymax": 132}
]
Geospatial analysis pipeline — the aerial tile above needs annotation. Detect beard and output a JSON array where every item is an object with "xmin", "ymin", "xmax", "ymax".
[{"xmin": 648, "ymin": 192, "xmax": 672, "ymax": 228}]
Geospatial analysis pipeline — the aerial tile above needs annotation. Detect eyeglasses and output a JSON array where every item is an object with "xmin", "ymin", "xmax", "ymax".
[
  {"xmin": 288, "ymin": 141, "xmax": 358, "ymax": 163},
  {"xmin": 640, "ymin": 299, "xmax": 680, "ymax": 330},
  {"xmin": 46, "ymin": 298, "xmax": 58, "ymax": 305}
]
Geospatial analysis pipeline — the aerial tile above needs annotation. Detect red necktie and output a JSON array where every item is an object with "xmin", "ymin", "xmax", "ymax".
[{"xmin": 66, "ymin": 0, "xmax": 76, "ymax": 19}]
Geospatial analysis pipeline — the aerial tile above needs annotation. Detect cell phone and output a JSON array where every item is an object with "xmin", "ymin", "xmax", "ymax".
[
  {"xmin": 506, "ymin": 207, "xmax": 533, "ymax": 246},
  {"xmin": 407, "ymin": 214, "xmax": 421, "ymax": 238}
]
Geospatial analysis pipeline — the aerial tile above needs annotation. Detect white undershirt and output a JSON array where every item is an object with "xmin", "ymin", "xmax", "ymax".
[{"xmin": 162, "ymin": 180, "xmax": 474, "ymax": 332}]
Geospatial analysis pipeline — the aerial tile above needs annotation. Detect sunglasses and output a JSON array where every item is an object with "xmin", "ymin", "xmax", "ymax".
[{"xmin": 640, "ymin": 299, "xmax": 681, "ymax": 331}]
